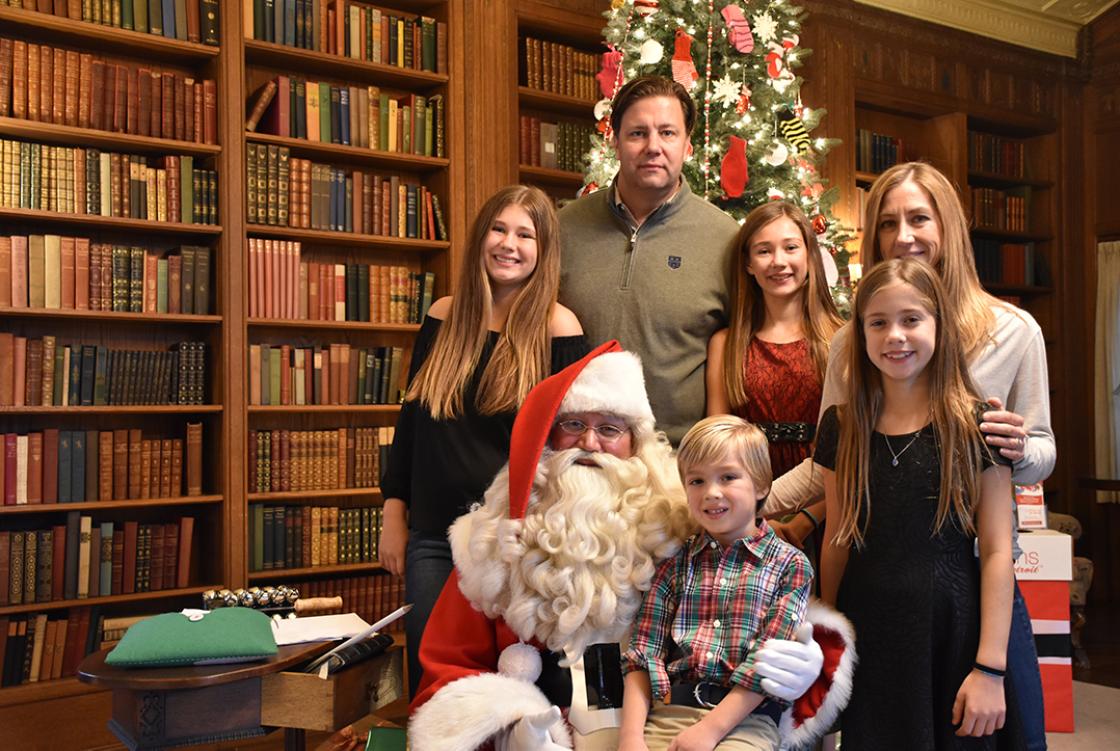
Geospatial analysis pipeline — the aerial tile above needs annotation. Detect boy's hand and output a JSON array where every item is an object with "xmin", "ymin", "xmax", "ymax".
[
  {"xmin": 667, "ymin": 717, "xmax": 722, "ymax": 751},
  {"xmin": 952, "ymin": 670, "xmax": 1006, "ymax": 737}
]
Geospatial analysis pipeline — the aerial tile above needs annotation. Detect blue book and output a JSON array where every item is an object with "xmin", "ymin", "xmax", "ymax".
[
  {"xmin": 161, "ymin": 0, "xmax": 176, "ymax": 39},
  {"xmin": 99, "ymin": 522, "xmax": 114, "ymax": 595},
  {"xmin": 285, "ymin": 0, "xmax": 296, "ymax": 46},
  {"xmin": 274, "ymin": 0, "xmax": 285, "ymax": 47},
  {"xmin": 58, "ymin": 430, "xmax": 72, "ymax": 503},
  {"xmin": 68, "ymin": 346, "xmax": 82, "ymax": 406},
  {"xmin": 71, "ymin": 430, "xmax": 86, "ymax": 504},
  {"xmin": 339, "ymin": 87, "xmax": 351, "ymax": 146},
  {"xmin": 79, "ymin": 345, "xmax": 96, "ymax": 405}
]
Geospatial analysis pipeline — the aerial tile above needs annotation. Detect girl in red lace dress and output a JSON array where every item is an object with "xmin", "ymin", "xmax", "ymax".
[{"xmin": 706, "ymin": 202, "xmax": 842, "ymax": 545}]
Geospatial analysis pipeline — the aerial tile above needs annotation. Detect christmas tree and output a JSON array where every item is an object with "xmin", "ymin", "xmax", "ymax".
[{"xmin": 585, "ymin": 0, "xmax": 852, "ymax": 302}]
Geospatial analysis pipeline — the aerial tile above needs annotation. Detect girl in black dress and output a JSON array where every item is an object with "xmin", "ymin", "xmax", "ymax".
[
  {"xmin": 378, "ymin": 185, "xmax": 588, "ymax": 698},
  {"xmin": 816, "ymin": 259, "xmax": 1020, "ymax": 749}
]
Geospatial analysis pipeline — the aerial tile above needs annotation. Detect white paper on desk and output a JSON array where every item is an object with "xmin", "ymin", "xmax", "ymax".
[{"xmin": 271, "ymin": 613, "xmax": 371, "ymax": 646}]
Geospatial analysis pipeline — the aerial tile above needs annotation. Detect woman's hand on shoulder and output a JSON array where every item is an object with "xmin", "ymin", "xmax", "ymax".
[
  {"xmin": 426, "ymin": 296, "xmax": 453, "ymax": 321},
  {"xmin": 549, "ymin": 303, "xmax": 584, "ymax": 337},
  {"xmin": 980, "ymin": 396, "xmax": 1028, "ymax": 463}
]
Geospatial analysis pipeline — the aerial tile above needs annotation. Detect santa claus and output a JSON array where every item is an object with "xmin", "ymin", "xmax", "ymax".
[{"xmin": 409, "ymin": 342, "xmax": 854, "ymax": 750}]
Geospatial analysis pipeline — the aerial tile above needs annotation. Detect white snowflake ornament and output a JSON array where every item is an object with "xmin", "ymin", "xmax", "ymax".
[
  {"xmin": 713, "ymin": 75, "xmax": 742, "ymax": 108},
  {"xmin": 753, "ymin": 11, "xmax": 778, "ymax": 44}
]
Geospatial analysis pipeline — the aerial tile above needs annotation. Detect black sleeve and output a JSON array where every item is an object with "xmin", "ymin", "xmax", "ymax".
[
  {"xmin": 813, "ymin": 405, "xmax": 840, "ymax": 471},
  {"xmin": 551, "ymin": 334, "xmax": 591, "ymax": 373},
  {"xmin": 380, "ymin": 316, "xmax": 442, "ymax": 505}
]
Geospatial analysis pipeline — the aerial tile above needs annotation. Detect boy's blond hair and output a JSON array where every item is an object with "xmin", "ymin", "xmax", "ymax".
[{"xmin": 677, "ymin": 415, "xmax": 772, "ymax": 511}]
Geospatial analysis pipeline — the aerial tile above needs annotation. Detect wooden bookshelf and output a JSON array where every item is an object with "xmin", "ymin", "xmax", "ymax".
[
  {"xmin": 248, "ymin": 562, "xmax": 383, "ymax": 581},
  {"xmin": 517, "ymin": 86, "xmax": 597, "ymax": 117},
  {"xmin": 248, "ymin": 488, "xmax": 381, "ymax": 502},
  {"xmin": 0, "ymin": 3, "xmax": 229, "ymax": 732},
  {"xmin": 245, "ymin": 131, "xmax": 449, "ymax": 171},
  {"xmin": 519, "ymin": 164, "xmax": 584, "ymax": 187},
  {"xmin": 244, "ymin": 38, "xmax": 449, "ymax": 89},
  {"xmin": 247, "ymin": 225, "xmax": 448, "ymax": 250},
  {"xmin": 247, "ymin": 318, "xmax": 421, "ymax": 332},
  {"xmin": 247, "ymin": 405, "xmax": 401, "ymax": 415},
  {"xmin": 0, "ymin": 117, "xmax": 222, "ymax": 157}
]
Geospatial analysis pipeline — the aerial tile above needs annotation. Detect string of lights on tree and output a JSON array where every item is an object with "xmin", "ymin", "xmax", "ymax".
[{"xmin": 584, "ymin": 0, "xmax": 854, "ymax": 306}]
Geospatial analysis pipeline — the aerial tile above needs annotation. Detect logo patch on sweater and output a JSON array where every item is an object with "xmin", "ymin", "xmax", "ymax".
[{"xmin": 667, "ymin": 255, "xmax": 682, "ymax": 269}]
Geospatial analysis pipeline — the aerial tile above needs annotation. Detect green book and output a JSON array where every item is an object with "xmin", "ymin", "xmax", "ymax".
[
  {"xmin": 156, "ymin": 258, "xmax": 168, "ymax": 313},
  {"xmin": 53, "ymin": 345, "xmax": 65, "ymax": 406},
  {"xmin": 269, "ymin": 346, "xmax": 281, "ymax": 406},
  {"xmin": 252, "ymin": 504, "xmax": 264, "ymax": 572},
  {"xmin": 93, "ymin": 346, "xmax": 109, "ymax": 405},
  {"xmin": 134, "ymin": 0, "xmax": 148, "ymax": 33},
  {"xmin": 378, "ymin": 94, "xmax": 390, "ymax": 151},
  {"xmin": 260, "ymin": 344, "xmax": 271, "ymax": 406},
  {"xmin": 319, "ymin": 82, "xmax": 331, "ymax": 143},
  {"xmin": 180, "ymin": 246, "xmax": 195, "ymax": 315},
  {"xmin": 179, "ymin": 155, "xmax": 193, "ymax": 226},
  {"xmin": 122, "ymin": 0, "xmax": 133, "ymax": 30}
]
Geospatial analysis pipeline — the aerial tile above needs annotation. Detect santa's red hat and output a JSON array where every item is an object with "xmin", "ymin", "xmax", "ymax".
[{"xmin": 507, "ymin": 340, "xmax": 655, "ymax": 520}]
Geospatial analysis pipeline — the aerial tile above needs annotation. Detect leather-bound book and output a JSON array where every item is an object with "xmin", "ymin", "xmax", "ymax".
[
  {"xmin": 98, "ymin": 431, "xmax": 113, "ymax": 501},
  {"xmin": 127, "ymin": 429, "xmax": 142, "ymax": 499},
  {"xmin": 203, "ymin": 79, "xmax": 216, "ymax": 144},
  {"xmin": 62, "ymin": 511, "xmax": 80, "ymax": 600},
  {"xmin": 39, "ymin": 45, "xmax": 53, "ymax": 125},
  {"xmin": 11, "ymin": 41, "xmax": 27, "ymax": 120},
  {"xmin": 111, "ymin": 429, "xmax": 128, "ymax": 500},
  {"xmin": 122, "ymin": 521, "xmax": 138, "ymax": 594},
  {"xmin": 162, "ymin": 522, "xmax": 177, "ymax": 588},
  {"xmin": 86, "ymin": 526, "xmax": 99, "ymax": 598},
  {"xmin": 171, "ymin": 438, "xmax": 183, "ymax": 497},
  {"xmin": 113, "ymin": 64, "xmax": 127, "ymax": 134},
  {"xmin": 110, "ymin": 530, "xmax": 123, "ymax": 595},
  {"xmin": 148, "ymin": 70, "xmax": 161, "ymax": 138},
  {"xmin": 83, "ymin": 429, "xmax": 97, "ymax": 502},
  {"xmin": 26, "ymin": 432, "xmax": 42, "ymax": 505},
  {"xmin": 41, "ymin": 428, "xmax": 58, "ymax": 504},
  {"xmin": 50, "ymin": 525, "xmax": 64, "ymax": 601},
  {"xmin": 148, "ymin": 524, "xmax": 164, "ymax": 591},
  {"xmin": 76, "ymin": 515, "xmax": 91, "ymax": 599},
  {"xmin": 0, "ymin": 38, "xmax": 11, "ymax": 118},
  {"xmin": 159, "ymin": 438, "xmax": 172, "ymax": 497},
  {"xmin": 26, "ymin": 43, "xmax": 40, "ymax": 122}
]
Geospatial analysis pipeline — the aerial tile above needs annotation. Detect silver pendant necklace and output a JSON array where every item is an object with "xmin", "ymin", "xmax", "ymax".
[{"xmin": 884, "ymin": 430, "xmax": 922, "ymax": 467}]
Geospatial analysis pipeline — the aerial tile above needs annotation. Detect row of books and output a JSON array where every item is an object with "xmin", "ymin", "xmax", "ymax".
[
  {"xmin": 0, "ymin": 140, "xmax": 218, "ymax": 225},
  {"xmin": 1, "ymin": 425, "xmax": 204, "ymax": 505},
  {"xmin": 855, "ymin": 128, "xmax": 903, "ymax": 174},
  {"xmin": 248, "ymin": 241, "xmax": 432, "ymax": 323},
  {"xmin": 0, "ymin": 337, "xmax": 206, "ymax": 407},
  {"xmin": 1, "ymin": 516, "xmax": 194, "ymax": 607},
  {"xmin": 973, "ymin": 239, "xmax": 1041, "ymax": 287},
  {"xmin": 521, "ymin": 36, "xmax": 598, "ymax": 102},
  {"xmin": 7, "ymin": 0, "xmax": 220, "ymax": 45},
  {"xmin": 250, "ymin": 504, "xmax": 382, "ymax": 571},
  {"xmin": 246, "ymin": 145, "xmax": 447, "ymax": 239},
  {"xmin": 249, "ymin": 343, "xmax": 402, "ymax": 406},
  {"xmin": 250, "ymin": 426, "xmax": 391, "ymax": 493},
  {"xmin": 244, "ymin": 0, "xmax": 447, "ymax": 76},
  {"xmin": 246, "ymin": 76, "xmax": 445, "ymax": 159},
  {"xmin": 0, "ymin": 238, "xmax": 212, "ymax": 315},
  {"xmin": 968, "ymin": 131, "xmax": 1028, "ymax": 178},
  {"xmin": 0, "ymin": 37, "xmax": 218, "ymax": 145},
  {"xmin": 0, "ymin": 606, "xmax": 97, "ymax": 687},
  {"xmin": 281, "ymin": 574, "xmax": 404, "ymax": 633},
  {"xmin": 519, "ymin": 116, "xmax": 593, "ymax": 173},
  {"xmin": 970, "ymin": 186, "xmax": 1031, "ymax": 233}
]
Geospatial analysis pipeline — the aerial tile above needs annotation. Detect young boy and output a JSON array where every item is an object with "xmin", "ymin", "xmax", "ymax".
[{"xmin": 619, "ymin": 415, "xmax": 813, "ymax": 751}]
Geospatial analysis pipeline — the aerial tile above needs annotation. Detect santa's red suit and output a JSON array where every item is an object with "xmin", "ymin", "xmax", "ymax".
[{"xmin": 408, "ymin": 343, "xmax": 855, "ymax": 750}]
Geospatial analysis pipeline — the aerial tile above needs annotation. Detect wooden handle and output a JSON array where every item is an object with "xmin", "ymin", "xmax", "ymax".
[{"xmin": 294, "ymin": 596, "xmax": 343, "ymax": 614}]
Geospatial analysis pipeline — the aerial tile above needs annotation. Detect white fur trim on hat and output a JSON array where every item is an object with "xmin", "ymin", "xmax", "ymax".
[
  {"xmin": 557, "ymin": 351, "xmax": 654, "ymax": 430},
  {"xmin": 409, "ymin": 672, "xmax": 573, "ymax": 750}
]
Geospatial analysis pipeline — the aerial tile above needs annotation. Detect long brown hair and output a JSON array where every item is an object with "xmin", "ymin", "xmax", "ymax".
[
  {"xmin": 833, "ymin": 259, "xmax": 991, "ymax": 548},
  {"xmin": 406, "ymin": 185, "xmax": 560, "ymax": 418},
  {"xmin": 722, "ymin": 201, "xmax": 842, "ymax": 412},
  {"xmin": 862, "ymin": 162, "xmax": 998, "ymax": 357}
]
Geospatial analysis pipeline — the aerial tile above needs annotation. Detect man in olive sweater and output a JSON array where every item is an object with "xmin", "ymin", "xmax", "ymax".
[{"xmin": 558, "ymin": 76, "xmax": 740, "ymax": 444}]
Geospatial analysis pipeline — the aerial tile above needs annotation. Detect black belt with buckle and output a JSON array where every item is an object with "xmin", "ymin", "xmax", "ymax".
[
  {"xmin": 667, "ymin": 682, "xmax": 783, "ymax": 723},
  {"xmin": 756, "ymin": 421, "xmax": 815, "ymax": 444}
]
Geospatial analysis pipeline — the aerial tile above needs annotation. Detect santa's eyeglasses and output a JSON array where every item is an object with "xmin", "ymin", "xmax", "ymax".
[{"xmin": 554, "ymin": 419, "xmax": 629, "ymax": 443}]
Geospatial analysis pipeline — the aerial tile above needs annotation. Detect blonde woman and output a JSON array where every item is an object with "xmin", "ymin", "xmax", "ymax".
[{"xmin": 379, "ymin": 185, "xmax": 588, "ymax": 697}]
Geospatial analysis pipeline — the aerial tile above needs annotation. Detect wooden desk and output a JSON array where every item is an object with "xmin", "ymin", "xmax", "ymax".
[{"xmin": 78, "ymin": 642, "xmax": 403, "ymax": 750}]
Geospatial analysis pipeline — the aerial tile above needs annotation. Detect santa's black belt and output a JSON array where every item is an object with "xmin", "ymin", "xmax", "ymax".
[
  {"xmin": 756, "ymin": 421, "xmax": 815, "ymax": 443},
  {"xmin": 667, "ymin": 681, "xmax": 783, "ymax": 723}
]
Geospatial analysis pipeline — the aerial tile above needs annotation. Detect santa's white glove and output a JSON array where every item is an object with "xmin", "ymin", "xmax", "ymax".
[
  {"xmin": 498, "ymin": 706, "xmax": 571, "ymax": 751},
  {"xmin": 755, "ymin": 623, "xmax": 823, "ymax": 702}
]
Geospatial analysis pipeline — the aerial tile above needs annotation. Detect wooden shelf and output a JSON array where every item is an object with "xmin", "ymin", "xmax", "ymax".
[
  {"xmin": 245, "ymin": 132, "xmax": 448, "ymax": 171},
  {"xmin": 0, "ymin": 117, "xmax": 221, "ymax": 157},
  {"xmin": 983, "ymin": 283, "xmax": 1052, "ymax": 297},
  {"xmin": 855, "ymin": 170, "xmax": 880, "ymax": 185},
  {"xmin": 968, "ymin": 171, "xmax": 1053, "ymax": 189},
  {"xmin": 245, "ymin": 39, "xmax": 449, "ymax": 89},
  {"xmin": 0, "ymin": 307, "xmax": 222, "ymax": 325},
  {"xmin": 247, "ymin": 224, "xmax": 448, "ymax": 250},
  {"xmin": 971, "ymin": 227, "xmax": 1050, "ymax": 242},
  {"xmin": 518, "ymin": 86, "xmax": 597, "ymax": 117},
  {"xmin": 0, "ymin": 405, "xmax": 222, "ymax": 415},
  {"xmin": 0, "ymin": 585, "xmax": 220, "ymax": 617},
  {"xmin": 0, "ymin": 208, "xmax": 222, "ymax": 236},
  {"xmin": 0, "ymin": 495, "xmax": 224, "ymax": 515},
  {"xmin": 519, "ymin": 164, "xmax": 584, "ymax": 187},
  {"xmin": 248, "ymin": 488, "xmax": 381, "ymax": 502},
  {"xmin": 0, "ymin": 676, "xmax": 103, "ymax": 709},
  {"xmin": 249, "ymin": 562, "xmax": 383, "ymax": 581},
  {"xmin": 0, "ymin": 6, "xmax": 219, "ymax": 64},
  {"xmin": 247, "ymin": 404, "xmax": 401, "ymax": 414},
  {"xmin": 247, "ymin": 318, "xmax": 421, "ymax": 332}
]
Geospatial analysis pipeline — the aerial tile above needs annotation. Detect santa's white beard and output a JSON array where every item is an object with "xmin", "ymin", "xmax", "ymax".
[{"xmin": 452, "ymin": 445, "xmax": 693, "ymax": 666}]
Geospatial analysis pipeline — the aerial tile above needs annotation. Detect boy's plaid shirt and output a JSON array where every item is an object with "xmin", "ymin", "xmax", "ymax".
[{"xmin": 621, "ymin": 519, "xmax": 812, "ymax": 702}]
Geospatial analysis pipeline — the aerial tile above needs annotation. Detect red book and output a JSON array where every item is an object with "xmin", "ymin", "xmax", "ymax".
[
  {"xmin": 149, "ymin": 71, "xmax": 161, "ymax": 139},
  {"xmin": 126, "ymin": 66, "xmax": 137, "ymax": 135},
  {"xmin": 74, "ymin": 238, "xmax": 89, "ymax": 310},
  {"xmin": 122, "ymin": 521, "xmax": 138, "ymax": 594},
  {"xmin": 163, "ymin": 522, "xmax": 178, "ymax": 588},
  {"xmin": 168, "ymin": 254, "xmax": 182, "ymax": 314},
  {"xmin": 27, "ymin": 432, "xmax": 43, "ymax": 504},
  {"xmin": 202, "ymin": 80, "xmax": 217, "ymax": 145},
  {"xmin": 111, "ymin": 530, "xmax": 123, "ymax": 594},
  {"xmin": 177, "ymin": 517, "xmax": 193, "ymax": 588},
  {"xmin": 4, "ymin": 435, "xmax": 15, "ymax": 505},
  {"xmin": 59, "ymin": 236, "xmax": 75, "ymax": 309},
  {"xmin": 137, "ymin": 68, "xmax": 151, "ymax": 138},
  {"xmin": 280, "ymin": 345, "xmax": 291, "ymax": 405},
  {"xmin": 149, "ymin": 524, "xmax": 164, "ymax": 591},
  {"xmin": 60, "ymin": 607, "xmax": 85, "ymax": 677},
  {"xmin": 41, "ymin": 428, "xmax": 58, "ymax": 504}
]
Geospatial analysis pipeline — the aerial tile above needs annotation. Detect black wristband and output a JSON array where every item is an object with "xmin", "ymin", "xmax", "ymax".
[
  {"xmin": 973, "ymin": 661, "xmax": 1006, "ymax": 678},
  {"xmin": 799, "ymin": 508, "xmax": 819, "ymax": 530}
]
